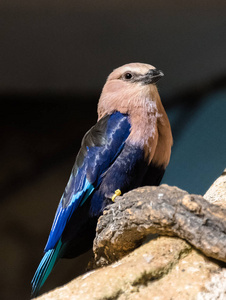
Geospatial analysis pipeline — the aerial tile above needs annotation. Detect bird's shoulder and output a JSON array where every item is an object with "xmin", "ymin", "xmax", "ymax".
[{"xmin": 73, "ymin": 111, "xmax": 131, "ymax": 175}]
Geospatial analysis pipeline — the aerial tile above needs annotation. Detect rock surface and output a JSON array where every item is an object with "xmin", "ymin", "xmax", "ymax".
[
  {"xmin": 36, "ymin": 169, "xmax": 226, "ymax": 300},
  {"xmin": 204, "ymin": 168, "xmax": 226, "ymax": 208}
]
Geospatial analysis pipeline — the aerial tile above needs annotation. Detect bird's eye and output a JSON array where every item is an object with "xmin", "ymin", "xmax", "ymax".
[{"xmin": 124, "ymin": 72, "xmax": 133, "ymax": 80}]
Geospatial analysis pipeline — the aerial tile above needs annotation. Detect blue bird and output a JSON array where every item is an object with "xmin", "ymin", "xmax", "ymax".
[{"xmin": 31, "ymin": 63, "xmax": 173, "ymax": 297}]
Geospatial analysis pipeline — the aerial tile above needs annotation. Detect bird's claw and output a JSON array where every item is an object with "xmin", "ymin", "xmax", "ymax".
[{"xmin": 111, "ymin": 189, "xmax": 121, "ymax": 202}]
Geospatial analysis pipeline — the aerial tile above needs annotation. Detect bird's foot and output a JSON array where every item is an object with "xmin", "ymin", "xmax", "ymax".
[{"xmin": 111, "ymin": 189, "xmax": 121, "ymax": 202}]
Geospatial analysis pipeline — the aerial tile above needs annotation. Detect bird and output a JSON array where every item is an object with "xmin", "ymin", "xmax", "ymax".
[{"xmin": 31, "ymin": 62, "xmax": 173, "ymax": 297}]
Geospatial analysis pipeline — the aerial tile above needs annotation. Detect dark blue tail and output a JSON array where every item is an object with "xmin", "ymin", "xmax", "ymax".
[{"xmin": 31, "ymin": 240, "xmax": 62, "ymax": 297}]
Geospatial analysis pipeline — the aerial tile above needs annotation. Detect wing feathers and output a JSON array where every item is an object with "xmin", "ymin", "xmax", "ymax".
[
  {"xmin": 32, "ymin": 112, "xmax": 131, "ymax": 296},
  {"xmin": 44, "ymin": 178, "xmax": 94, "ymax": 251},
  {"xmin": 44, "ymin": 112, "xmax": 130, "ymax": 252}
]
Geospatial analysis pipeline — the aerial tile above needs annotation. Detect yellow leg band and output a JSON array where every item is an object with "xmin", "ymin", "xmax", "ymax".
[{"xmin": 111, "ymin": 189, "xmax": 121, "ymax": 202}]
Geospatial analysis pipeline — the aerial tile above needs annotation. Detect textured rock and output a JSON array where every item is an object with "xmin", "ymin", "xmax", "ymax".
[
  {"xmin": 197, "ymin": 269, "xmax": 226, "ymax": 300},
  {"xmin": 37, "ymin": 237, "xmax": 224, "ymax": 300},
  {"xmin": 36, "ymin": 237, "xmax": 192, "ymax": 300},
  {"xmin": 118, "ymin": 250, "xmax": 222, "ymax": 300},
  {"xmin": 197, "ymin": 168, "xmax": 226, "ymax": 300},
  {"xmin": 204, "ymin": 168, "xmax": 226, "ymax": 208}
]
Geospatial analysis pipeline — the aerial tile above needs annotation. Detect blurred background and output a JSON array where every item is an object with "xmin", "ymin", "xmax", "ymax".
[{"xmin": 1, "ymin": 1, "xmax": 226, "ymax": 299}]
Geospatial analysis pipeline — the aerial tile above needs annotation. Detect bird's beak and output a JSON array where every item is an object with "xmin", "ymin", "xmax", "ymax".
[{"xmin": 142, "ymin": 69, "xmax": 164, "ymax": 85}]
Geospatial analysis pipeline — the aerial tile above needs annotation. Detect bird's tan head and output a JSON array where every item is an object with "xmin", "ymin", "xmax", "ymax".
[
  {"xmin": 107, "ymin": 63, "xmax": 163, "ymax": 84},
  {"xmin": 98, "ymin": 63, "xmax": 164, "ymax": 119}
]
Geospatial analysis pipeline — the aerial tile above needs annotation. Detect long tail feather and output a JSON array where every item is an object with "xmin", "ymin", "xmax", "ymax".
[{"xmin": 31, "ymin": 240, "xmax": 62, "ymax": 298}]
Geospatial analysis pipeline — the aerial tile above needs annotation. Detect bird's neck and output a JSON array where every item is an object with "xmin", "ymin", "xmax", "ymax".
[
  {"xmin": 128, "ymin": 90, "xmax": 172, "ymax": 167},
  {"xmin": 128, "ymin": 97, "xmax": 160, "ymax": 163}
]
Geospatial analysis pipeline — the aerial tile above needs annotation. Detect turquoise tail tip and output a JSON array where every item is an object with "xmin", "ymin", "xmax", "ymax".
[{"xmin": 31, "ymin": 240, "xmax": 62, "ymax": 297}]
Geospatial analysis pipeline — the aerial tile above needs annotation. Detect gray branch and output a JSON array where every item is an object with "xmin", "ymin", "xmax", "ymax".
[{"xmin": 93, "ymin": 185, "xmax": 226, "ymax": 267}]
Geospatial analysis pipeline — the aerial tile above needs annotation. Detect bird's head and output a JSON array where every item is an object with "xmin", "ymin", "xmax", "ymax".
[
  {"xmin": 98, "ymin": 63, "xmax": 164, "ymax": 119},
  {"xmin": 107, "ymin": 63, "xmax": 164, "ymax": 85}
]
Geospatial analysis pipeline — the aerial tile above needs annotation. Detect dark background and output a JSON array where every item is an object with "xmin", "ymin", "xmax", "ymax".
[{"xmin": 1, "ymin": 1, "xmax": 226, "ymax": 299}]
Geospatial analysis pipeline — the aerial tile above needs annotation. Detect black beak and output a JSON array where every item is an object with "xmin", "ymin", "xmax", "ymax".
[{"xmin": 142, "ymin": 69, "xmax": 164, "ymax": 85}]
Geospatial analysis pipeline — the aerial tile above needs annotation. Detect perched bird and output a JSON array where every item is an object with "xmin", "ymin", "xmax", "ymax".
[{"xmin": 31, "ymin": 63, "xmax": 173, "ymax": 297}]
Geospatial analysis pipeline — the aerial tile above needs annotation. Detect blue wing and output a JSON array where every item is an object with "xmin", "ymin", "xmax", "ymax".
[
  {"xmin": 44, "ymin": 111, "xmax": 131, "ymax": 252},
  {"xmin": 31, "ymin": 112, "xmax": 131, "ymax": 296}
]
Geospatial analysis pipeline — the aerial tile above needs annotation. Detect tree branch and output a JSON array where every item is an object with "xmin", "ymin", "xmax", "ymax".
[{"xmin": 93, "ymin": 185, "xmax": 226, "ymax": 267}]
